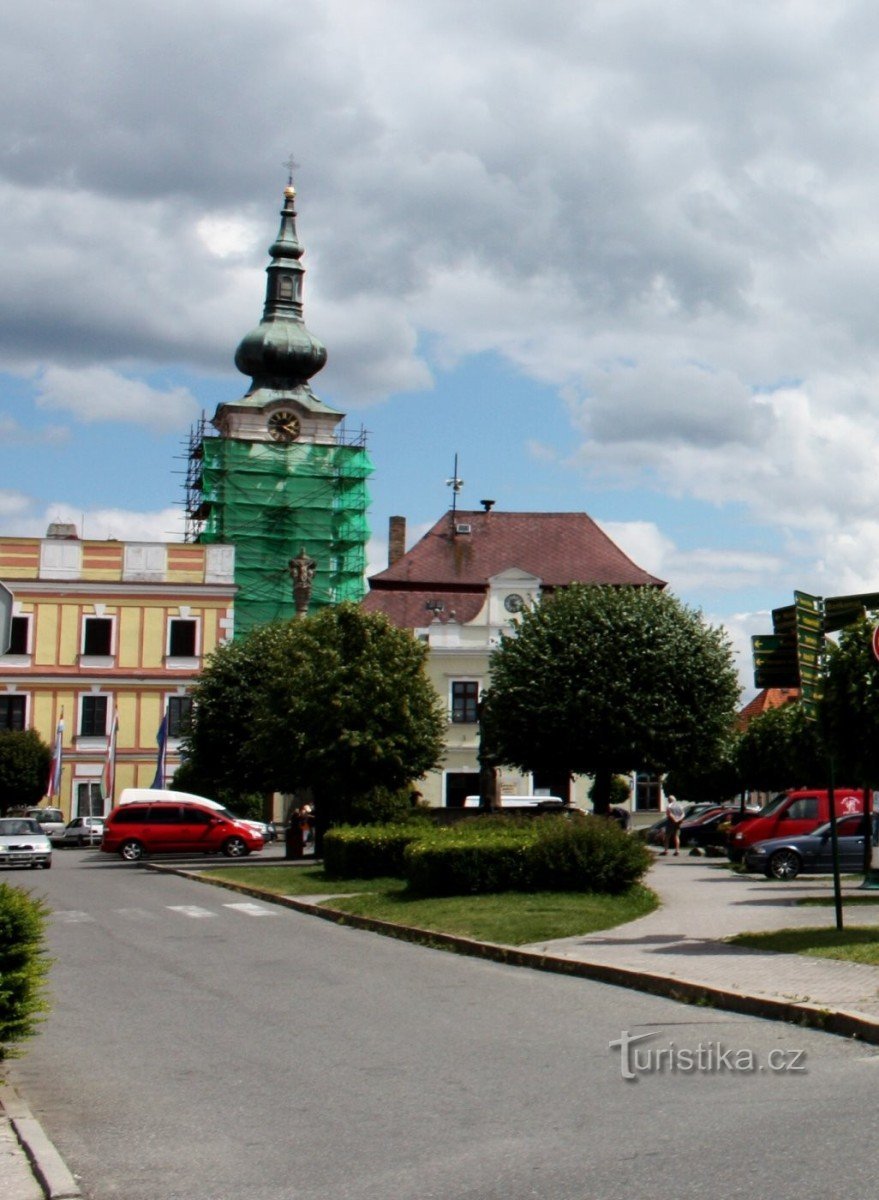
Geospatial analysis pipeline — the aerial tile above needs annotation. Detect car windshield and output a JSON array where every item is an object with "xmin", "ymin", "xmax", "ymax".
[
  {"xmin": 0, "ymin": 819, "xmax": 39, "ymax": 835},
  {"xmin": 755, "ymin": 793, "xmax": 790, "ymax": 818}
]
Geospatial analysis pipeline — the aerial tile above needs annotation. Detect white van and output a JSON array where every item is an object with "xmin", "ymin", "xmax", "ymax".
[{"xmin": 462, "ymin": 795, "xmax": 566, "ymax": 809}]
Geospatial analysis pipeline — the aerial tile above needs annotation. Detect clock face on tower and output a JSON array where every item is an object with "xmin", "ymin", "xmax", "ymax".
[{"xmin": 267, "ymin": 410, "xmax": 301, "ymax": 442}]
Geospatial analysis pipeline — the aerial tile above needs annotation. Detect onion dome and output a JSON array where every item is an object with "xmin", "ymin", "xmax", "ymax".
[{"xmin": 234, "ymin": 184, "xmax": 327, "ymax": 390}]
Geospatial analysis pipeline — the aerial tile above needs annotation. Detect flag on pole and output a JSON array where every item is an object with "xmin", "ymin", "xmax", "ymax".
[
  {"xmin": 150, "ymin": 709, "xmax": 168, "ymax": 789},
  {"xmin": 103, "ymin": 710, "xmax": 119, "ymax": 804},
  {"xmin": 46, "ymin": 711, "xmax": 64, "ymax": 798}
]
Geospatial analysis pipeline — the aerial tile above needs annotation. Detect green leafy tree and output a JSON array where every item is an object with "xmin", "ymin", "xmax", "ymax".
[
  {"xmin": 735, "ymin": 700, "xmax": 823, "ymax": 792},
  {"xmin": 0, "ymin": 730, "xmax": 52, "ymax": 815},
  {"xmin": 481, "ymin": 585, "xmax": 740, "ymax": 813},
  {"xmin": 818, "ymin": 617, "xmax": 879, "ymax": 785},
  {"xmin": 182, "ymin": 605, "xmax": 446, "ymax": 839},
  {"xmin": 0, "ymin": 883, "xmax": 51, "ymax": 1061}
]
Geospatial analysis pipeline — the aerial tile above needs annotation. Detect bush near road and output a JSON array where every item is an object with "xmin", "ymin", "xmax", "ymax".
[{"xmin": 0, "ymin": 882, "xmax": 51, "ymax": 1063}]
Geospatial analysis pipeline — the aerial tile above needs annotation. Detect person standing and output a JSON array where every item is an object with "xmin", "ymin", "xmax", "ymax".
[{"xmin": 662, "ymin": 795, "xmax": 686, "ymax": 856}]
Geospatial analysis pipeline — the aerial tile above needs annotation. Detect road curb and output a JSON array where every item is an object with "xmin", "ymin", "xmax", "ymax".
[
  {"xmin": 0, "ymin": 1084, "xmax": 81, "ymax": 1200},
  {"xmin": 151, "ymin": 863, "xmax": 879, "ymax": 1046}
]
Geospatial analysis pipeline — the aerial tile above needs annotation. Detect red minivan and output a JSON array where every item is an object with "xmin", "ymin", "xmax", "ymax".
[
  {"xmin": 101, "ymin": 801, "xmax": 264, "ymax": 861},
  {"xmin": 727, "ymin": 788, "xmax": 865, "ymax": 861}
]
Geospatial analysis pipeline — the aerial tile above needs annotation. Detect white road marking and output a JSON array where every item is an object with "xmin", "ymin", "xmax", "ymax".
[
  {"xmin": 52, "ymin": 910, "xmax": 95, "ymax": 924},
  {"xmin": 222, "ymin": 901, "xmax": 279, "ymax": 917},
  {"xmin": 166, "ymin": 905, "xmax": 217, "ymax": 919},
  {"xmin": 115, "ymin": 908, "xmax": 158, "ymax": 920}
]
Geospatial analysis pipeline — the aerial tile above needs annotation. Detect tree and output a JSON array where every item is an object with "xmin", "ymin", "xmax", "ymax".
[
  {"xmin": 181, "ymin": 605, "xmax": 446, "ymax": 839},
  {"xmin": 481, "ymin": 585, "xmax": 740, "ymax": 813},
  {"xmin": 819, "ymin": 617, "xmax": 879, "ymax": 785},
  {"xmin": 0, "ymin": 730, "xmax": 52, "ymax": 815},
  {"xmin": 735, "ymin": 700, "xmax": 823, "ymax": 793}
]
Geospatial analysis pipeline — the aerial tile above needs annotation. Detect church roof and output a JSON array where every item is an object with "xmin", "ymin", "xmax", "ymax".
[{"xmin": 364, "ymin": 509, "xmax": 665, "ymax": 627}]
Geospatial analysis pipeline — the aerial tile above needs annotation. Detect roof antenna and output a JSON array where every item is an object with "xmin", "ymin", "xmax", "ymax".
[{"xmin": 446, "ymin": 453, "xmax": 464, "ymax": 522}]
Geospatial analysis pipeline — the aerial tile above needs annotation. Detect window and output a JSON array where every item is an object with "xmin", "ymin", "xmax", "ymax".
[
  {"xmin": 784, "ymin": 797, "xmax": 819, "ymax": 821},
  {"xmin": 80, "ymin": 696, "xmax": 108, "ymax": 737},
  {"xmin": 76, "ymin": 782, "xmax": 103, "ymax": 817},
  {"xmin": 146, "ymin": 806, "xmax": 182, "ymax": 824},
  {"xmin": 167, "ymin": 696, "xmax": 193, "ymax": 738},
  {"xmin": 635, "ymin": 774, "xmax": 662, "ymax": 812},
  {"xmin": 0, "ymin": 695, "xmax": 26, "ymax": 731},
  {"xmin": 83, "ymin": 617, "xmax": 112, "ymax": 657},
  {"xmin": 451, "ymin": 681, "xmax": 480, "ymax": 724},
  {"xmin": 182, "ymin": 806, "xmax": 213, "ymax": 825},
  {"xmin": 168, "ymin": 619, "xmax": 197, "ymax": 658},
  {"xmin": 7, "ymin": 616, "xmax": 29, "ymax": 655}
]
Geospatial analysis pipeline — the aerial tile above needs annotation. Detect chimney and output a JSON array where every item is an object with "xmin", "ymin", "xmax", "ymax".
[
  {"xmin": 388, "ymin": 516, "xmax": 406, "ymax": 566},
  {"xmin": 46, "ymin": 523, "xmax": 79, "ymax": 539}
]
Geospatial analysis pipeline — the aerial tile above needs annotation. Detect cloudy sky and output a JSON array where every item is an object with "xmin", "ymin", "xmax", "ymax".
[{"xmin": 4, "ymin": 0, "xmax": 879, "ymax": 693}]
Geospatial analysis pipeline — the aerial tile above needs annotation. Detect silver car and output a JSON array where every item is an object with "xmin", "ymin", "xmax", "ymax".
[
  {"xmin": 0, "ymin": 818, "xmax": 53, "ymax": 869},
  {"xmin": 56, "ymin": 816, "xmax": 105, "ymax": 847}
]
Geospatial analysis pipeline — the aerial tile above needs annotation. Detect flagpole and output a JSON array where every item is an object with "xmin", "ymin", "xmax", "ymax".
[{"xmin": 104, "ymin": 710, "xmax": 119, "ymax": 810}]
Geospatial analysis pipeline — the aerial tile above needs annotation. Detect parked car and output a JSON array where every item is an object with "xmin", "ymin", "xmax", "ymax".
[
  {"xmin": 116, "ymin": 788, "xmax": 271, "ymax": 844},
  {"xmin": 744, "ymin": 813, "xmax": 868, "ymax": 880},
  {"xmin": 728, "ymin": 788, "xmax": 864, "ymax": 861},
  {"xmin": 55, "ymin": 816, "xmax": 105, "ymax": 847},
  {"xmin": 101, "ymin": 800, "xmax": 265, "ymax": 861},
  {"xmin": 645, "ymin": 803, "xmax": 719, "ymax": 847},
  {"xmin": 0, "ymin": 818, "xmax": 52, "ymax": 870},
  {"xmin": 23, "ymin": 806, "xmax": 66, "ymax": 839}
]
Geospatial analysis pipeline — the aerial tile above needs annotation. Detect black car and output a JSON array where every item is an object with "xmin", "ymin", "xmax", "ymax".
[{"xmin": 744, "ymin": 813, "xmax": 868, "ymax": 880}]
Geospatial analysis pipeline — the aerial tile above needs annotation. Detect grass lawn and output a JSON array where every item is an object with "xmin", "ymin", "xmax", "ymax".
[
  {"xmin": 199, "ymin": 864, "xmax": 657, "ymax": 945},
  {"xmin": 729, "ymin": 927, "xmax": 879, "ymax": 965},
  {"xmin": 201, "ymin": 864, "xmax": 402, "ymax": 895}
]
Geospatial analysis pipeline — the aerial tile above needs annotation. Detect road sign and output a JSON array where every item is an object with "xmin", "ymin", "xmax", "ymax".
[
  {"xmin": 794, "ymin": 592, "xmax": 825, "ymax": 720},
  {"xmin": 752, "ymin": 634, "xmax": 798, "ymax": 689},
  {"xmin": 873, "ymin": 624, "xmax": 879, "ymax": 664},
  {"xmin": 0, "ymin": 581, "xmax": 12, "ymax": 656}
]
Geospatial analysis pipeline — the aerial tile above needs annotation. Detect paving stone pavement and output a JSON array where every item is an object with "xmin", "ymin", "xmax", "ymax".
[{"xmin": 524, "ymin": 853, "xmax": 879, "ymax": 1019}]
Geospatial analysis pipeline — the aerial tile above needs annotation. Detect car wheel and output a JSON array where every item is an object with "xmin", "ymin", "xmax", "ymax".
[
  {"xmin": 768, "ymin": 849, "xmax": 801, "ymax": 881},
  {"xmin": 119, "ymin": 839, "xmax": 145, "ymax": 862},
  {"xmin": 222, "ymin": 836, "xmax": 249, "ymax": 858}
]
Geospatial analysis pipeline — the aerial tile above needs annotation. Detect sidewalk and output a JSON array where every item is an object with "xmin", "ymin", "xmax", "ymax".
[
  {"xmin": 0, "ymin": 1083, "xmax": 80, "ymax": 1200},
  {"xmin": 521, "ymin": 852, "xmax": 879, "ymax": 1032}
]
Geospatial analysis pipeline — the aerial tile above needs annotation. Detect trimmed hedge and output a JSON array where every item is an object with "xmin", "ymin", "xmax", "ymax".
[
  {"xmin": 323, "ymin": 821, "xmax": 430, "ymax": 878},
  {"xmin": 323, "ymin": 814, "xmax": 652, "ymax": 897},
  {"xmin": 405, "ymin": 815, "xmax": 651, "ymax": 897},
  {"xmin": 0, "ymin": 883, "xmax": 51, "ymax": 1062}
]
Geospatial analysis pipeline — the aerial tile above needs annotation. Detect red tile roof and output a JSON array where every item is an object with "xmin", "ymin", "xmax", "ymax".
[
  {"xmin": 364, "ymin": 510, "xmax": 665, "ymax": 628},
  {"xmin": 737, "ymin": 687, "xmax": 800, "ymax": 729}
]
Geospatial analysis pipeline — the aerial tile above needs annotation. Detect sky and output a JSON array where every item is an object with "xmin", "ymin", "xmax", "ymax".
[{"xmin": 5, "ymin": 0, "xmax": 879, "ymax": 698}]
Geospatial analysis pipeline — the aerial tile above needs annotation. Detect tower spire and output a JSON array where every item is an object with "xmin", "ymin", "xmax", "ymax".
[{"xmin": 233, "ymin": 174, "xmax": 327, "ymax": 394}]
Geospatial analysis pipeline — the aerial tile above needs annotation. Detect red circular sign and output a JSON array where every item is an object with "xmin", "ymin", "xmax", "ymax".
[{"xmin": 873, "ymin": 624, "xmax": 879, "ymax": 663}]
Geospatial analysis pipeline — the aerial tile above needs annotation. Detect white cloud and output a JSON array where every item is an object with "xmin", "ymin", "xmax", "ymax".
[{"xmin": 34, "ymin": 366, "xmax": 199, "ymax": 432}]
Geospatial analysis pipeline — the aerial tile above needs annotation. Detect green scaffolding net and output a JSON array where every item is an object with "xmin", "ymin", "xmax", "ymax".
[{"xmin": 196, "ymin": 438, "xmax": 373, "ymax": 638}]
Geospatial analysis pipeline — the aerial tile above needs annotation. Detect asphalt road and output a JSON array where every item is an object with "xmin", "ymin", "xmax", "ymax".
[{"xmin": 8, "ymin": 847, "xmax": 879, "ymax": 1200}]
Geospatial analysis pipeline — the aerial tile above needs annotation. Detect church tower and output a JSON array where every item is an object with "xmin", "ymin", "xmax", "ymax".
[{"xmin": 187, "ymin": 179, "xmax": 373, "ymax": 638}]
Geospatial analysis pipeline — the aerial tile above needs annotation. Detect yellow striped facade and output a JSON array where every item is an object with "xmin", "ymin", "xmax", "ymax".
[{"xmin": 0, "ymin": 533, "xmax": 236, "ymax": 818}]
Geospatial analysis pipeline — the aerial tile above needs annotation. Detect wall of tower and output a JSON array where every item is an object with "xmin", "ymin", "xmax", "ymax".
[{"xmin": 196, "ymin": 438, "xmax": 372, "ymax": 638}]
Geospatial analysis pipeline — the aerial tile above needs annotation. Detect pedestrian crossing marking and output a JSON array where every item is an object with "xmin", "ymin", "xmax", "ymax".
[
  {"xmin": 53, "ymin": 910, "xmax": 95, "ymax": 924},
  {"xmin": 222, "ymin": 902, "xmax": 279, "ymax": 917},
  {"xmin": 167, "ymin": 905, "xmax": 218, "ymax": 919},
  {"xmin": 115, "ymin": 908, "xmax": 158, "ymax": 920}
]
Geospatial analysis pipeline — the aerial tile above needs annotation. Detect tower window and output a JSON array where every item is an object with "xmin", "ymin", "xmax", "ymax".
[{"xmin": 278, "ymin": 276, "xmax": 293, "ymax": 300}]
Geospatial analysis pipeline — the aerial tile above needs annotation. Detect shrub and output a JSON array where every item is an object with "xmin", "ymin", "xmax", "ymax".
[
  {"xmin": 337, "ymin": 786, "xmax": 420, "ymax": 827},
  {"xmin": 0, "ymin": 883, "xmax": 51, "ymax": 1062},
  {"xmin": 323, "ymin": 822, "xmax": 429, "ymax": 878},
  {"xmin": 527, "ymin": 816, "xmax": 652, "ymax": 894},
  {"xmin": 404, "ymin": 815, "xmax": 651, "ymax": 897},
  {"xmin": 404, "ymin": 825, "xmax": 537, "ymax": 896}
]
